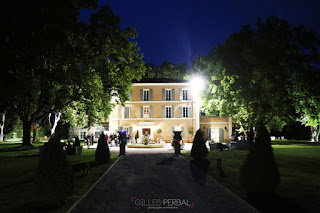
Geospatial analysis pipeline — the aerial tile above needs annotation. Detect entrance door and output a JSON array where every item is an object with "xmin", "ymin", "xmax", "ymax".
[
  {"xmin": 142, "ymin": 128, "xmax": 151, "ymax": 136},
  {"xmin": 211, "ymin": 128, "xmax": 224, "ymax": 142}
]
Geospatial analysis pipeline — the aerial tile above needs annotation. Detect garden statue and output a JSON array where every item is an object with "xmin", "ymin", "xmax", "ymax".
[{"xmin": 143, "ymin": 132, "xmax": 149, "ymax": 145}]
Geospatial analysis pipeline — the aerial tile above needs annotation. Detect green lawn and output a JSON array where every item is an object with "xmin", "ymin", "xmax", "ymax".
[
  {"xmin": 182, "ymin": 141, "xmax": 320, "ymax": 213},
  {"xmin": 0, "ymin": 141, "xmax": 117, "ymax": 213}
]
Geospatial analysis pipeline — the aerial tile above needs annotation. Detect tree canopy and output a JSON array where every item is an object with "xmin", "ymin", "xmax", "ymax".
[
  {"xmin": 195, "ymin": 16, "xmax": 320, "ymax": 135},
  {"xmin": 144, "ymin": 62, "xmax": 191, "ymax": 79},
  {"xmin": 295, "ymin": 69, "xmax": 320, "ymax": 140},
  {"xmin": 0, "ymin": 0, "xmax": 145, "ymax": 145}
]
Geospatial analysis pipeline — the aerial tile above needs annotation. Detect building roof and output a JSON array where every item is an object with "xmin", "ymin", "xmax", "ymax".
[{"xmin": 132, "ymin": 78, "xmax": 190, "ymax": 84}]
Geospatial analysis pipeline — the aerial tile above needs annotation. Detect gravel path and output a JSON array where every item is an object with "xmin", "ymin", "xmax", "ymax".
[{"xmin": 68, "ymin": 153, "xmax": 258, "ymax": 213}]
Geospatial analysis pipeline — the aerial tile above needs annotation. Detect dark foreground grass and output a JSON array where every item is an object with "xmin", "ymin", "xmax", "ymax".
[
  {"xmin": 182, "ymin": 142, "xmax": 320, "ymax": 213},
  {"xmin": 0, "ymin": 141, "xmax": 117, "ymax": 213}
]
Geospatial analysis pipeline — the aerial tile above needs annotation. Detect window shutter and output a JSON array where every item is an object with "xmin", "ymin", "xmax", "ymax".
[
  {"xmin": 129, "ymin": 91, "xmax": 132, "ymax": 101},
  {"xmin": 179, "ymin": 106, "xmax": 182, "ymax": 118},
  {"xmin": 172, "ymin": 89, "xmax": 175, "ymax": 101},
  {"xmin": 162, "ymin": 89, "xmax": 165, "ymax": 101},
  {"xmin": 123, "ymin": 107, "xmax": 126, "ymax": 118},
  {"xmin": 181, "ymin": 126, "xmax": 185, "ymax": 139},
  {"xmin": 149, "ymin": 106, "xmax": 153, "ymax": 118},
  {"xmin": 140, "ymin": 89, "xmax": 143, "ymax": 101},
  {"xmin": 189, "ymin": 106, "xmax": 193, "ymax": 118},
  {"xmin": 140, "ymin": 106, "xmax": 143, "ymax": 118},
  {"xmin": 149, "ymin": 89, "xmax": 152, "ymax": 101},
  {"xmin": 179, "ymin": 89, "xmax": 182, "ymax": 100},
  {"xmin": 172, "ymin": 126, "xmax": 175, "ymax": 139},
  {"xmin": 126, "ymin": 107, "xmax": 130, "ymax": 118},
  {"xmin": 188, "ymin": 89, "xmax": 192, "ymax": 100},
  {"xmin": 162, "ymin": 106, "xmax": 165, "ymax": 118},
  {"xmin": 207, "ymin": 128, "xmax": 211, "ymax": 140},
  {"xmin": 129, "ymin": 127, "xmax": 132, "ymax": 134},
  {"xmin": 172, "ymin": 106, "xmax": 175, "ymax": 118}
]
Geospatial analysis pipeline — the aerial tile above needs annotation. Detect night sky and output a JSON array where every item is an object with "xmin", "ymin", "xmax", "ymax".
[{"xmin": 82, "ymin": 0, "xmax": 320, "ymax": 66}]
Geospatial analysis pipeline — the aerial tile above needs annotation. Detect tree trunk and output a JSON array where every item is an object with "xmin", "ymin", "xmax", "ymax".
[
  {"xmin": 50, "ymin": 112, "xmax": 61, "ymax": 136},
  {"xmin": 311, "ymin": 126, "xmax": 316, "ymax": 141},
  {"xmin": 33, "ymin": 129, "xmax": 38, "ymax": 142},
  {"xmin": 0, "ymin": 112, "xmax": 5, "ymax": 142},
  {"xmin": 22, "ymin": 120, "xmax": 33, "ymax": 146},
  {"xmin": 247, "ymin": 123, "xmax": 254, "ymax": 151}
]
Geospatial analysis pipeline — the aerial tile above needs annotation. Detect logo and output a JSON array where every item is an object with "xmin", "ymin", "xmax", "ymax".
[{"xmin": 131, "ymin": 197, "xmax": 194, "ymax": 210}]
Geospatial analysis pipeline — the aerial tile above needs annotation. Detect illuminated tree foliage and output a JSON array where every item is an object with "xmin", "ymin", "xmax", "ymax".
[
  {"xmin": 195, "ymin": 16, "xmax": 320, "ymax": 135},
  {"xmin": 0, "ymin": 0, "xmax": 145, "ymax": 146},
  {"xmin": 144, "ymin": 62, "xmax": 191, "ymax": 79},
  {"xmin": 296, "ymin": 72, "xmax": 320, "ymax": 141},
  {"xmin": 195, "ymin": 16, "xmax": 320, "ymax": 197}
]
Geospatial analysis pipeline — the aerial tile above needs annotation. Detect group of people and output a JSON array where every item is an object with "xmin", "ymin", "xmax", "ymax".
[
  {"xmin": 62, "ymin": 136, "xmax": 81, "ymax": 154},
  {"xmin": 106, "ymin": 132, "xmax": 133, "ymax": 146},
  {"xmin": 96, "ymin": 131, "xmax": 127, "ymax": 157},
  {"xmin": 85, "ymin": 134, "xmax": 94, "ymax": 146},
  {"xmin": 77, "ymin": 131, "xmax": 142, "ymax": 148}
]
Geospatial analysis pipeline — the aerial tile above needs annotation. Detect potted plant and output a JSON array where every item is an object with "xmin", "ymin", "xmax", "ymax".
[
  {"xmin": 156, "ymin": 128, "xmax": 162, "ymax": 135},
  {"xmin": 156, "ymin": 129, "xmax": 162, "ymax": 143},
  {"xmin": 188, "ymin": 128, "xmax": 194, "ymax": 139}
]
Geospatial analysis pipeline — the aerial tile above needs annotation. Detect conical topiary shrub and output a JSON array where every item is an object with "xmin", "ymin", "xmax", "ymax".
[
  {"xmin": 190, "ymin": 129, "xmax": 210, "ymax": 173},
  {"xmin": 191, "ymin": 129, "xmax": 209, "ymax": 160},
  {"xmin": 239, "ymin": 123, "xmax": 280, "ymax": 199},
  {"xmin": 36, "ymin": 135, "xmax": 74, "ymax": 204},
  {"xmin": 95, "ymin": 133, "xmax": 110, "ymax": 164}
]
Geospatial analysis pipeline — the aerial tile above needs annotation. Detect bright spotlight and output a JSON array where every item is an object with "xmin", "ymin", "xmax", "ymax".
[{"xmin": 191, "ymin": 75, "xmax": 205, "ymax": 94}]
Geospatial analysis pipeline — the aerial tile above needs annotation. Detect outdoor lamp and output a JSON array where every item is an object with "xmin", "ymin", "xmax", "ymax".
[{"xmin": 191, "ymin": 75, "xmax": 205, "ymax": 94}]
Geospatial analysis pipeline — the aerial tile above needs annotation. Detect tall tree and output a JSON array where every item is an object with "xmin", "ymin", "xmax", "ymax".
[
  {"xmin": 0, "ymin": 0, "xmax": 145, "ymax": 146},
  {"xmin": 195, "ymin": 16, "xmax": 319, "ymax": 198},
  {"xmin": 296, "ymin": 71, "xmax": 320, "ymax": 141},
  {"xmin": 195, "ymin": 16, "xmax": 320, "ymax": 135}
]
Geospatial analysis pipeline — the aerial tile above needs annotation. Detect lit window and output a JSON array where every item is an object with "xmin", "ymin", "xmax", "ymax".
[
  {"xmin": 182, "ymin": 89, "xmax": 188, "ymax": 100},
  {"xmin": 143, "ymin": 90, "xmax": 149, "ymax": 101},
  {"xmin": 182, "ymin": 107, "xmax": 189, "ymax": 118},
  {"xmin": 95, "ymin": 131, "xmax": 101, "ymax": 139},
  {"xmin": 79, "ymin": 131, "xmax": 87, "ymax": 140},
  {"xmin": 165, "ymin": 89, "xmax": 171, "ymax": 101},
  {"xmin": 124, "ymin": 127, "xmax": 129, "ymax": 135},
  {"xmin": 143, "ymin": 106, "xmax": 150, "ymax": 118},
  {"xmin": 123, "ymin": 106, "xmax": 130, "ymax": 118},
  {"xmin": 166, "ymin": 106, "xmax": 172, "ymax": 118}
]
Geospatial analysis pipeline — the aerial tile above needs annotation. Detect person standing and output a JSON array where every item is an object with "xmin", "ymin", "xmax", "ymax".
[
  {"xmin": 119, "ymin": 132, "xmax": 127, "ymax": 156},
  {"xmin": 135, "ymin": 131, "xmax": 139, "ymax": 143},
  {"xmin": 87, "ymin": 135, "xmax": 91, "ymax": 149},
  {"xmin": 91, "ymin": 133, "xmax": 94, "ymax": 145}
]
